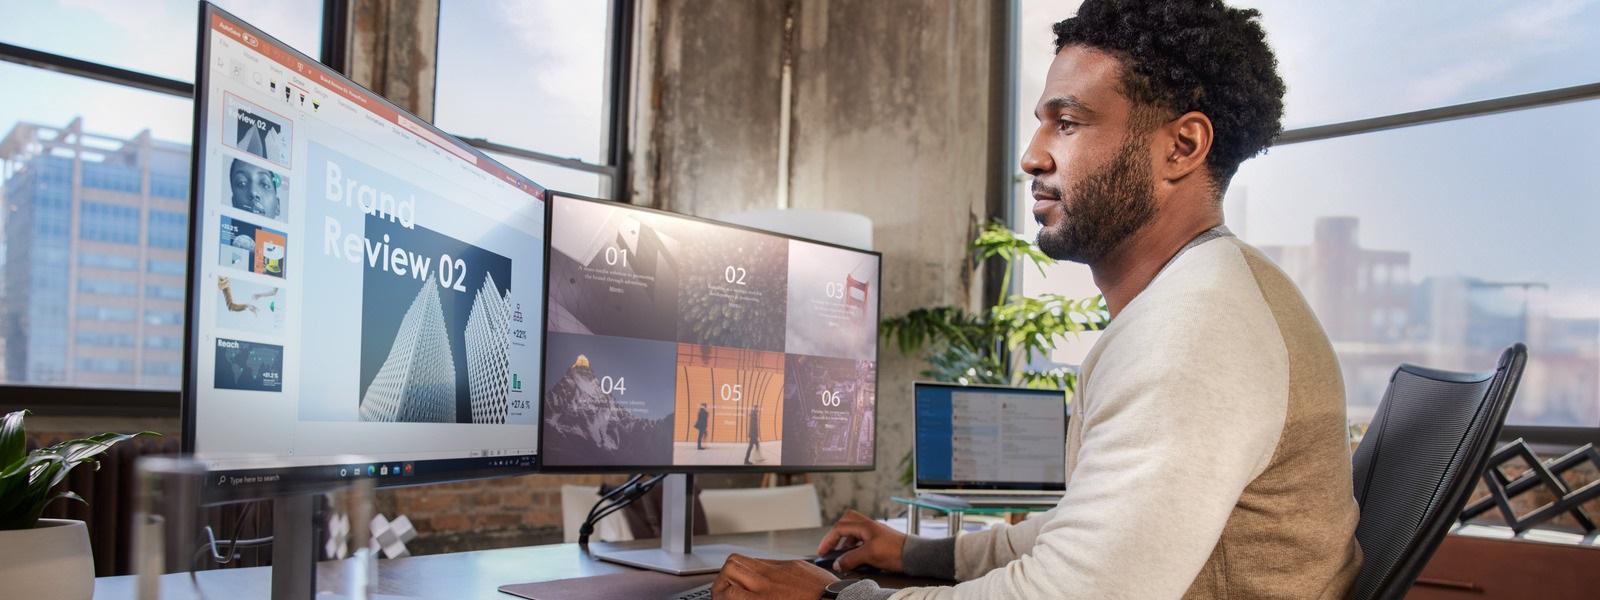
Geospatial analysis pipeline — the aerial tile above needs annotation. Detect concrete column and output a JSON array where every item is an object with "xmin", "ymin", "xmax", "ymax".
[
  {"xmin": 633, "ymin": 0, "xmax": 1009, "ymax": 519},
  {"xmin": 348, "ymin": 0, "xmax": 440, "ymax": 121}
]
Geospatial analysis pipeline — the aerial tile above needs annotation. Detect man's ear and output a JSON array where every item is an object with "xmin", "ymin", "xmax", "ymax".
[{"xmin": 1158, "ymin": 111, "xmax": 1213, "ymax": 183}]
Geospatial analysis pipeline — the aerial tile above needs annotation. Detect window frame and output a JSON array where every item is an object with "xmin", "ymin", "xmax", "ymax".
[
  {"xmin": 0, "ymin": 0, "xmax": 351, "ymax": 416},
  {"xmin": 1002, "ymin": 0, "xmax": 1600, "ymax": 449},
  {"xmin": 431, "ymin": 0, "xmax": 635, "ymax": 200}
]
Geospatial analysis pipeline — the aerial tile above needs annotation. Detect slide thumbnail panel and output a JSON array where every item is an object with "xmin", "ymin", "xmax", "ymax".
[
  {"xmin": 672, "ymin": 344, "xmax": 785, "ymax": 466},
  {"xmin": 781, "ymin": 354, "xmax": 876, "ymax": 468},
  {"xmin": 543, "ymin": 332, "xmax": 677, "ymax": 467},
  {"xmin": 672, "ymin": 224, "xmax": 789, "ymax": 352},
  {"xmin": 218, "ymin": 216, "xmax": 287, "ymax": 278},
  {"xmin": 224, "ymin": 156, "xmax": 290, "ymax": 222},
  {"xmin": 214, "ymin": 337, "xmax": 283, "ymax": 392},
  {"xmin": 547, "ymin": 198, "xmax": 682, "ymax": 342},
  {"xmin": 784, "ymin": 240, "xmax": 879, "ymax": 361},
  {"xmin": 214, "ymin": 276, "xmax": 285, "ymax": 335},
  {"xmin": 221, "ymin": 93, "xmax": 292, "ymax": 167}
]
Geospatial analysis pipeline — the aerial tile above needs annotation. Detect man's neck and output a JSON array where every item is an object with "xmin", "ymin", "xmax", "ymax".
[{"xmin": 1091, "ymin": 212, "xmax": 1223, "ymax": 318}]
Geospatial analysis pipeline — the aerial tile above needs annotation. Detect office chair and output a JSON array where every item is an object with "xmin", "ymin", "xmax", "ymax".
[{"xmin": 1348, "ymin": 344, "xmax": 1526, "ymax": 600}]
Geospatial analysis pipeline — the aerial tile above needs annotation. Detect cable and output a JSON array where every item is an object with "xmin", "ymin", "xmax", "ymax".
[{"xmin": 578, "ymin": 474, "xmax": 667, "ymax": 546}]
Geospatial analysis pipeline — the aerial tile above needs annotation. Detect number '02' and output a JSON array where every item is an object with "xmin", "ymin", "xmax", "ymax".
[{"xmin": 438, "ymin": 253, "xmax": 468, "ymax": 292}]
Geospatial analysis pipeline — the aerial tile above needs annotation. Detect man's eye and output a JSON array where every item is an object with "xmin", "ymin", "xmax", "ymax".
[{"xmin": 1056, "ymin": 119, "xmax": 1079, "ymax": 133}]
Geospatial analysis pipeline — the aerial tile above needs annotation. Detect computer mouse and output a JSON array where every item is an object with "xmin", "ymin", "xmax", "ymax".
[{"xmin": 811, "ymin": 546, "xmax": 879, "ymax": 573}]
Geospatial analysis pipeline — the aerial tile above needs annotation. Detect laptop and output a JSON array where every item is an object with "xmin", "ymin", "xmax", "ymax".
[{"xmin": 913, "ymin": 382, "xmax": 1069, "ymax": 508}]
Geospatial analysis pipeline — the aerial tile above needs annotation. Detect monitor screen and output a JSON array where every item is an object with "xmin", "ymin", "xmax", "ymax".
[
  {"xmin": 914, "ymin": 383, "xmax": 1068, "ymax": 492},
  {"xmin": 539, "ymin": 194, "xmax": 881, "ymax": 472},
  {"xmin": 185, "ymin": 5, "xmax": 547, "ymax": 495}
]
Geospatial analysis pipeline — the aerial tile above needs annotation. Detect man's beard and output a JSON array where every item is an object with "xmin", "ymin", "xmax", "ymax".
[{"xmin": 1035, "ymin": 138, "xmax": 1157, "ymax": 264}]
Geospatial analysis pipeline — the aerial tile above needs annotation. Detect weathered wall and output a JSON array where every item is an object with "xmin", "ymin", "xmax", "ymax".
[{"xmin": 635, "ymin": 0, "xmax": 1009, "ymax": 519}]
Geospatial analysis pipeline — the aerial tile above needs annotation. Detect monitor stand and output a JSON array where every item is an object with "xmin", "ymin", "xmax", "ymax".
[
  {"xmin": 270, "ymin": 494, "xmax": 401, "ymax": 599},
  {"xmin": 590, "ymin": 473, "xmax": 799, "ymax": 575}
]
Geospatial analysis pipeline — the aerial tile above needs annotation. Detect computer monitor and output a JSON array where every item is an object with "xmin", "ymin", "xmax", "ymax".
[
  {"xmin": 539, "ymin": 192, "xmax": 881, "ymax": 573},
  {"xmin": 184, "ymin": 4, "xmax": 547, "ymax": 499},
  {"xmin": 913, "ymin": 382, "xmax": 1068, "ymax": 496}
]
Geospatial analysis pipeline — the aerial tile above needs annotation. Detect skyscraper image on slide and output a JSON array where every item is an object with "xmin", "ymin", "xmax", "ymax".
[
  {"xmin": 467, "ymin": 273, "xmax": 513, "ymax": 424},
  {"xmin": 360, "ymin": 279, "xmax": 457, "ymax": 423}
]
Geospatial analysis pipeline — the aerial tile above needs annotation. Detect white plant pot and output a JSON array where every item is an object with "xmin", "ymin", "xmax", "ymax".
[{"xmin": 0, "ymin": 518, "xmax": 95, "ymax": 600}]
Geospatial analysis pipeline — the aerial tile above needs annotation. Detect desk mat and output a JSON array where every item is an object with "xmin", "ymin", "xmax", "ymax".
[{"xmin": 498, "ymin": 571, "xmax": 716, "ymax": 600}]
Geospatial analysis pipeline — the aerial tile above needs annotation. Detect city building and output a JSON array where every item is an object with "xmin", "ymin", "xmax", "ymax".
[{"xmin": 0, "ymin": 118, "xmax": 189, "ymax": 390}]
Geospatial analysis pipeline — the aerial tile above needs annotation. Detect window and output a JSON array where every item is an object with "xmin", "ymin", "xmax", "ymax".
[
  {"xmin": 1011, "ymin": 1, "xmax": 1600, "ymax": 432},
  {"xmin": 78, "ymin": 202, "xmax": 141, "ymax": 244},
  {"xmin": 435, "ymin": 0, "xmax": 625, "ymax": 199},
  {"xmin": 1, "ymin": 2, "xmax": 338, "ymax": 396},
  {"xmin": 78, "ymin": 279, "xmax": 138, "ymax": 296},
  {"xmin": 75, "ymin": 305, "xmax": 137, "ymax": 323},
  {"xmin": 79, "ymin": 253, "xmax": 139, "ymax": 271},
  {"xmin": 76, "ymin": 331, "xmax": 135, "ymax": 348},
  {"xmin": 147, "ymin": 210, "xmax": 188, "ymax": 250},
  {"xmin": 147, "ymin": 259, "xmax": 186, "ymax": 275},
  {"xmin": 145, "ymin": 284, "xmax": 185, "ymax": 301}
]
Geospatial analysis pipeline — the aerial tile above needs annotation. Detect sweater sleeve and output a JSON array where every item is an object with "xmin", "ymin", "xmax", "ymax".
[{"xmin": 882, "ymin": 306, "xmax": 1291, "ymax": 599}]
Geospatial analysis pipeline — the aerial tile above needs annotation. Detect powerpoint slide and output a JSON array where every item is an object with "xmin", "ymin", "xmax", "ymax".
[
  {"xmin": 218, "ymin": 216, "xmax": 288, "ymax": 278},
  {"xmin": 542, "ymin": 332, "xmax": 676, "ymax": 466},
  {"xmin": 781, "ymin": 354, "xmax": 876, "ymax": 467},
  {"xmin": 356, "ymin": 216, "xmax": 516, "ymax": 424},
  {"xmin": 213, "ymin": 276, "xmax": 285, "ymax": 335},
  {"xmin": 784, "ymin": 241, "xmax": 880, "ymax": 361},
  {"xmin": 214, "ymin": 337, "xmax": 283, "ymax": 392},
  {"xmin": 673, "ymin": 225, "xmax": 789, "ymax": 352},
  {"xmin": 296, "ymin": 142, "xmax": 544, "ymax": 425},
  {"xmin": 546, "ymin": 199, "xmax": 682, "ymax": 342},
  {"xmin": 222, "ymin": 93, "xmax": 292, "ymax": 166},
  {"xmin": 672, "ymin": 344, "xmax": 785, "ymax": 466},
  {"xmin": 226, "ymin": 156, "xmax": 289, "ymax": 222}
]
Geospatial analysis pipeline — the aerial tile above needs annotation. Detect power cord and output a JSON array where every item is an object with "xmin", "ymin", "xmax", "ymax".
[{"xmin": 578, "ymin": 474, "xmax": 666, "ymax": 546}]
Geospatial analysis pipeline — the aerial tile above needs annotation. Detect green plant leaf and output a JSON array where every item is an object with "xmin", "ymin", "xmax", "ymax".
[{"xmin": 0, "ymin": 410, "xmax": 27, "ymax": 472}]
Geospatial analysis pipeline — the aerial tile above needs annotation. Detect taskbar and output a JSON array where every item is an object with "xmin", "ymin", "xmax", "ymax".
[{"xmin": 202, "ymin": 454, "xmax": 537, "ymax": 504}]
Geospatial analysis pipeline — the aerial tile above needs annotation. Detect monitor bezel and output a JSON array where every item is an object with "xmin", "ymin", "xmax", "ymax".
[
  {"xmin": 536, "ymin": 191, "xmax": 884, "ymax": 474},
  {"xmin": 182, "ymin": 2, "xmax": 546, "ymax": 498},
  {"xmin": 911, "ymin": 381, "xmax": 1070, "ymax": 493}
]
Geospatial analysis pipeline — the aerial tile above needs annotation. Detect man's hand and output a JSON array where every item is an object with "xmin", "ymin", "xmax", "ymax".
[
  {"xmin": 816, "ymin": 509, "xmax": 906, "ymax": 573},
  {"xmin": 713, "ymin": 554, "xmax": 837, "ymax": 600}
]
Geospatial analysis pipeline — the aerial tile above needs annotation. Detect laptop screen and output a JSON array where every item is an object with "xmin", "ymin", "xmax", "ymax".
[{"xmin": 914, "ymin": 383, "xmax": 1068, "ymax": 492}]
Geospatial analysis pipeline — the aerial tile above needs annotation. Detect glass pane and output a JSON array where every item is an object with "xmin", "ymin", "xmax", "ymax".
[
  {"xmin": 1233, "ymin": 0, "xmax": 1600, "ymax": 128},
  {"xmin": 1, "ymin": 64, "xmax": 194, "ymax": 391},
  {"xmin": 1014, "ymin": 1, "xmax": 1600, "ymax": 130},
  {"xmin": 0, "ymin": 0, "xmax": 323, "ymax": 82},
  {"xmin": 1224, "ymin": 100, "xmax": 1600, "ymax": 428},
  {"xmin": 436, "ymin": 1, "xmax": 612, "ymax": 164},
  {"xmin": 485, "ymin": 151, "xmax": 607, "ymax": 200}
]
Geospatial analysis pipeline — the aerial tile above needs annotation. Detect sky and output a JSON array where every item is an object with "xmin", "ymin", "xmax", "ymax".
[
  {"xmin": 0, "ymin": 0, "xmax": 610, "ymax": 195},
  {"xmin": 1014, "ymin": 0, "xmax": 1600, "ymax": 319}
]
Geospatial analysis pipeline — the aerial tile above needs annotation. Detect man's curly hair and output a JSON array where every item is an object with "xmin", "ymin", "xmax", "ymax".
[{"xmin": 1054, "ymin": 0, "xmax": 1285, "ymax": 191}]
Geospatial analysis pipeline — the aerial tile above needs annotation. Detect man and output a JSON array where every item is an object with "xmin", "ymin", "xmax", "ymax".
[
  {"xmin": 712, "ymin": 1, "xmax": 1361, "ymax": 598},
  {"xmin": 229, "ymin": 158, "xmax": 283, "ymax": 220},
  {"xmin": 743, "ymin": 402, "xmax": 762, "ymax": 465},
  {"xmin": 696, "ymin": 403, "xmax": 710, "ymax": 450}
]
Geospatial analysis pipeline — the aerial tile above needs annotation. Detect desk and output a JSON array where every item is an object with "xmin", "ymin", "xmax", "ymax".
[{"xmin": 93, "ymin": 527, "xmax": 950, "ymax": 599}]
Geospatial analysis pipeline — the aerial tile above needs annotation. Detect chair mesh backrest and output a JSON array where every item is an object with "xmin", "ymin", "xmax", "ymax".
[{"xmin": 1348, "ymin": 346, "xmax": 1522, "ymax": 600}]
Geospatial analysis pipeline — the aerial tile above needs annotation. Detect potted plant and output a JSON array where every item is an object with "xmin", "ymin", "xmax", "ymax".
[
  {"xmin": 0, "ymin": 410, "xmax": 154, "ymax": 599},
  {"xmin": 881, "ymin": 222, "xmax": 1110, "ymax": 485}
]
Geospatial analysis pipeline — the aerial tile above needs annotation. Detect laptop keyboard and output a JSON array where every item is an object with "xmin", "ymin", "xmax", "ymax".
[{"xmin": 668, "ymin": 583, "xmax": 713, "ymax": 600}]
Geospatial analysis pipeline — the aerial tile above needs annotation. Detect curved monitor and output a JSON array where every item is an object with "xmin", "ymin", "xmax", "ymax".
[
  {"xmin": 539, "ymin": 194, "xmax": 881, "ymax": 473},
  {"xmin": 184, "ymin": 4, "xmax": 547, "ymax": 498}
]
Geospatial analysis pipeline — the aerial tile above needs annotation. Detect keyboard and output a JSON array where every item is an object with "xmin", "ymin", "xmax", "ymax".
[
  {"xmin": 965, "ymin": 495, "xmax": 1060, "ymax": 507},
  {"xmin": 668, "ymin": 583, "xmax": 713, "ymax": 600}
]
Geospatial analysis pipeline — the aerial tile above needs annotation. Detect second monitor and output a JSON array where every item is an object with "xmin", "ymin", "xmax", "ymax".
[{"xmin": 539, "ymin": 194, "xmax": 882, "ymax": 472}]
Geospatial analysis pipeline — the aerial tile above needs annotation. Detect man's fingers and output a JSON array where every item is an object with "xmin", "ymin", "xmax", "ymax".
[
  {"xmin": 834, "ymin": 545, "xmax": 872, "ymax": 572},
  {"xmin": 718, "ymin": 554, "xmax": 766, "ymax": 592},
  {"xmin": 817, "ymin": 521, "xmax": 873, "ymax": 555}
]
